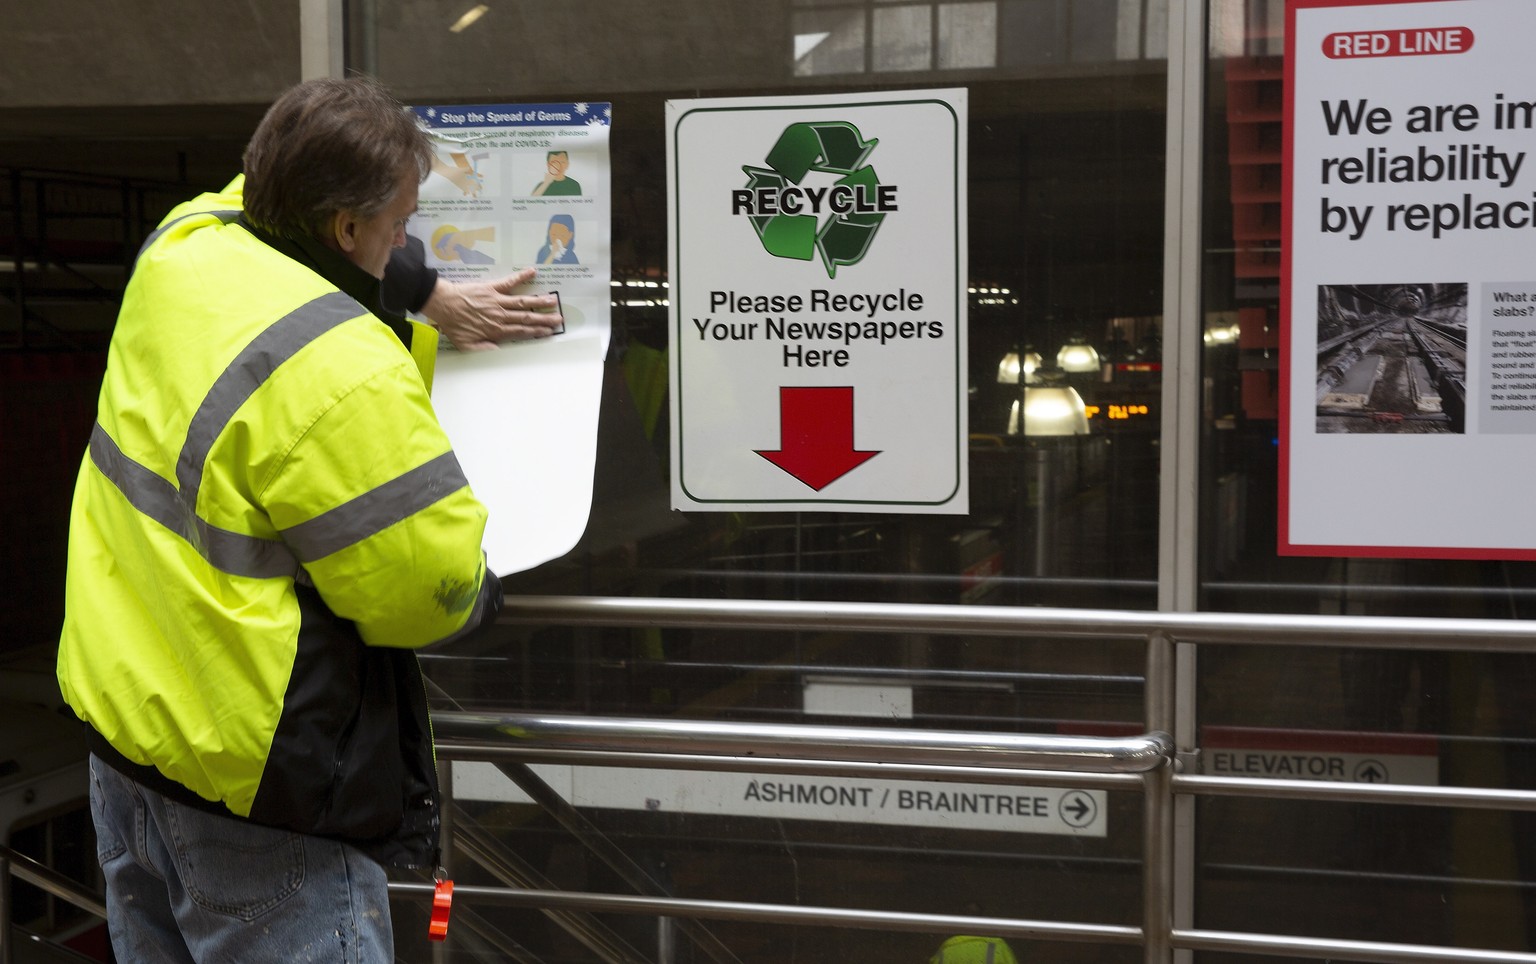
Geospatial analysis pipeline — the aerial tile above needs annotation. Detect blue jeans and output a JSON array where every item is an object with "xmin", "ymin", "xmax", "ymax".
[{"xmin": 88, "ymin": 754, "xmax": 394, "ymax": 963}]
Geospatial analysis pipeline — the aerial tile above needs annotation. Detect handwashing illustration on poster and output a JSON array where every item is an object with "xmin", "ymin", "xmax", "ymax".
[{"xmin": 410, "ymin": 102, "xmax": 612, "ymax": 574}]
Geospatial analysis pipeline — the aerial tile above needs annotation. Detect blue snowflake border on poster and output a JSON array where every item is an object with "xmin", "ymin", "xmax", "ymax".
[{"xmin": 414, "ymin": 103, "xmax": 612, "ymax": 130}]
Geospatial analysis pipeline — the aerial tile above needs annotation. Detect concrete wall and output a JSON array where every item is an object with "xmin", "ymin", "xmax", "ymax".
[
  {"xmin": 0, "ymin": 0, "xmax": 299, "ymax": 109},
  {"xmin": 367, "ymin": 0, "xmax": 787, "ymax": 102}
]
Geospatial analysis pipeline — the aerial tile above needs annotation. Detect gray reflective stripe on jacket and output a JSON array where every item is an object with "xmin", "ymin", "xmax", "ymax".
[
  {"xmin": 133, "ymin": 209, "xmax": 240, "ymax": 269},
  {"xmin": 90, "ymin": 285, "xmax": 469, "ymax": 578},
  {"xmin": 280, "ymin": 451, "xmax": 470, "ymax": 562},
  {"xmin": 88, "ymin": 423, "xmax": 298, "ymax": 579},
  {"xmin": 175, "ymin": 289, "xmax": 359, "ymax": 509}
]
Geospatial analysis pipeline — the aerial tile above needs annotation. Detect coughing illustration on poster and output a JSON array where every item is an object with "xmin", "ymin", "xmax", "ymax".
[
  {"xmin": 1283, "ymin": 0, "xmax": 1536, "ymax": 558},
  {"xmin": 409, "ymin": 102, "xmax": 612, "ymax": 574}
]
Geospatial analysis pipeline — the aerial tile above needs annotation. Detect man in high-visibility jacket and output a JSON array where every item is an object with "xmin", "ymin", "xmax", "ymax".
[{"xmin": 57, "ymin": 77, "xmax": 539, "ymax": 962}]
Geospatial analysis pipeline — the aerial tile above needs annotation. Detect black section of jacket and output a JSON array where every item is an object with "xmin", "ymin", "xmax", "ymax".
[
  {"xmin": 382, "ymin": 234, "xmax": 440, "ymax": 316},
  {"xmin": 251, "ymin": 583, "xmax": 444, "ymax": 867}
]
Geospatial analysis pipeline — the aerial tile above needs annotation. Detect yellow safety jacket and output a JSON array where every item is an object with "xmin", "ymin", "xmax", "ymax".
[{"xmin": 57, "ymin": 177, "xmax": 497, "ymax": 867}]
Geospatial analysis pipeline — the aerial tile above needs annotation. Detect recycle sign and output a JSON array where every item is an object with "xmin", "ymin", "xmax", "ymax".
[{"xmin": 741, "ymin": 121, "xmax": 888, "ymax": 278}]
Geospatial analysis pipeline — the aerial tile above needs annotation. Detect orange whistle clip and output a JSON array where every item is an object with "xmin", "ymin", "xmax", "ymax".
[{"xmin": 428, "ymin": 878, "xmax": 454, "ymax": 941}]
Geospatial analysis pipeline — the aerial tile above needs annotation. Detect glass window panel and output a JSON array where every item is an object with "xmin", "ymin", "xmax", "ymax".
[
  {"xmin": 1142, "ymin": 0, "xmax": 1169, "ymax": 61},
  {"xmin": 872, "ymin": 5, "xmax": 933, "ymax": 72},
  {"xmin": 351, "ymin": 40, "xmax": 1173, "ymax": 937},
  {"xmin": 349, "ymin": 0, "xmax": 1167, "ymax": 622},
  {"xmin": 937, "ymin": 2, "xmax": 997, "ymax": 70},
  {"xmin": 446, "ymin": 789, "xmax": 1147, "ymax": 962},
  {"xmin": 1113, "ymin": 0, "xmax": 1144, "ymax": 61},
  {"xmin": 1198, "ymin": 2, "xmax": 1536, "ymax": 957},
  {"xmin": 1195, "ymin": 799, "xmax": 1533, "ymax": 951},
  {"xmin": 1068, "ymin": 0, "xmax": 1119, "ymax": 62},
  {"xmin": 793, "ymin": 9, "xmax": 867, "ymax": 76},
  {"xmin": 0, "ymin": 1, "xmax": 1175, "ymax": 961},
  {"xmin": 1198, "ymin": 2, "xmax": 1536, "ymax": 619},
  {"xmin": 998, "ymin": 0, "xmax": 1064, "ymax": 66}
]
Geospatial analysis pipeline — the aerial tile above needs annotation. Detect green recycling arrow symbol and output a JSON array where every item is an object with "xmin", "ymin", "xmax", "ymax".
[{"xmin": 742, "ymin": 121, "xmax": 887, "ymax": 279}]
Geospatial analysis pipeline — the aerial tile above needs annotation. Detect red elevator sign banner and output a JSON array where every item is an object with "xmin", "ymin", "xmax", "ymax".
[
  {"xmin": 666, "ymin": 90, "xmax": 969, "ymax": 513},
  {"xmin": 1282, "ymin": 0, "xmax": 1536, "ymax": 558},
  {"xmin": 1201, "ymin": 726, "xmax": 1439, "ymax": 785}
]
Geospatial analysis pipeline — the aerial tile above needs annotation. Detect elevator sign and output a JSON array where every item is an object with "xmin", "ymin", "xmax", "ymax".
[
  {"xmin": 1200, "ymin": 727, "xmax": 1440, "ymax": 785},
  {"xmin": 666, "ymin": 89, "xmax": 968, "ymax": 513}
]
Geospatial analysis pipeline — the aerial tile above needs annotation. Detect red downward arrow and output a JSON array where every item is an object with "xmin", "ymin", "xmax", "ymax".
[{"xmin": 755, "ymin": 386, "xmax": 880, "ymax": 491}]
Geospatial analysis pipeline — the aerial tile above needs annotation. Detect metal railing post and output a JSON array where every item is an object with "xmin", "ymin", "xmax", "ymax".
[
  {"xmin": 1144, "ymin": 630, "xmax": 1176, "ymax": 963},
  {"xmin": 657, "ymin": 916, "xmax": 677, "ymax": 964},
  {"xmin": 9, "ymin": 169, "xmax": 26, "ymax": 346},
  {"xmin": 1144, "ymin": 760, "xmax": 1173, "ymax": 964},
  {"xmin": 432, "ymin": 758, "xmax": 452, "ymax": 964},
  {"xmin": 0, "ymin": 847, "xmax": 12, "ymax": 964}
]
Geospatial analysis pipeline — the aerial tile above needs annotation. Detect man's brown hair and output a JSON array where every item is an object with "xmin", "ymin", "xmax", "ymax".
[{"xmin": 243, "ymin": 77, "xmax": 431, "ymax": 239}]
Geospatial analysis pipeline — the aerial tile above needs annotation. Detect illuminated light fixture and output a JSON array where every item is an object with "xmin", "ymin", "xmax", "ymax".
[
  {"xmin": 997, "ymin": 349, "xmax": 1021, "ymax": 384},
  {"xmin": 1203, "ymin": 321, "xmax": 1240, "ymax": 346},
  {"xmin": 1021, "ymin": 349, "xmax": 1043, "ymax": 384},
  {"xmin": 449, "ymin": 4, "xmax": 489, "ymax": 32},
  {"xmin": 1018, "ymin": 385, "xmax": 1090, "ymax": 436},
  {"xmin": 997, "ymin": 345, "xmax": 1044, "ymax": 385},
  {"xmin": 1056, "ymin": 339, "xmax": 1101, "ymax": 373}
]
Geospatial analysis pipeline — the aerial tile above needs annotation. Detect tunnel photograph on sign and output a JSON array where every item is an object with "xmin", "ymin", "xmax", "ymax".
[{"xmin": 1314, "ymin": 282, "xmax": 1468, "ymax": 434}]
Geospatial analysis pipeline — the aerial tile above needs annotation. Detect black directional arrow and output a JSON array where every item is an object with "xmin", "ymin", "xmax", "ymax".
[
  {"xmin": 1059, "ymin": 791, "xmax": 1097, "ymax": 828},
  {"xmin": 1354, "ymin": 759, "xmax": 1388, "ymax": 783}
]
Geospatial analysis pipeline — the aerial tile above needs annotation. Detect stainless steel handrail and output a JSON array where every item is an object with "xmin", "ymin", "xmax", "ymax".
[
  {"xmin": 436, "ymin": 746, "xmax": 1147, "ymax": 791},
  {"xmin": 0, "ymin": 845, "xmax": 108, "ymax": 964},
  {"xmin": 427, "ymin": 710, "xmax": 1174, "ymax": 961},
  {"xmin": 0, "ymin": 846, "xmax": 106, "ymax": 920},
  {"xmin": 1172, "ymin": 928, "xmax": 1536, "ymax": 963},
  {"xmin": 422, "ymin": 712, "xmax": 1170, "ymax": 962},
  {"xmin": 390, "ymin": 882, "xmax": 1147, "ymax": 946},
  {"xmin": 433, "ymin": 711, "xmax": 1173, "ymax": 773},
  {"xmin": 501, "ymin": 594, "xmax": 1536, "ymax": 651},
  {"xmin": 1175, "ymin": 773, "xmax": 1536, "ymax": 811},
  {"xmin": 14, "ymin": 597, "xmax": 1536, "ymax": 963},
  {"xmin": 468, "ymin": 594, "xmax": 1536, "ymax": 964}
]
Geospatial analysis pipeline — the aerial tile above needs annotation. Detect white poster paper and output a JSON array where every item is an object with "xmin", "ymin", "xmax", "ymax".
[
  {"xmin": 1283, "ymin": 0, "xmax": 1536, "ymax": 558},
  {"xmin": 410, "ymin": 103, "xmax": 612, "ymax": 574}
]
